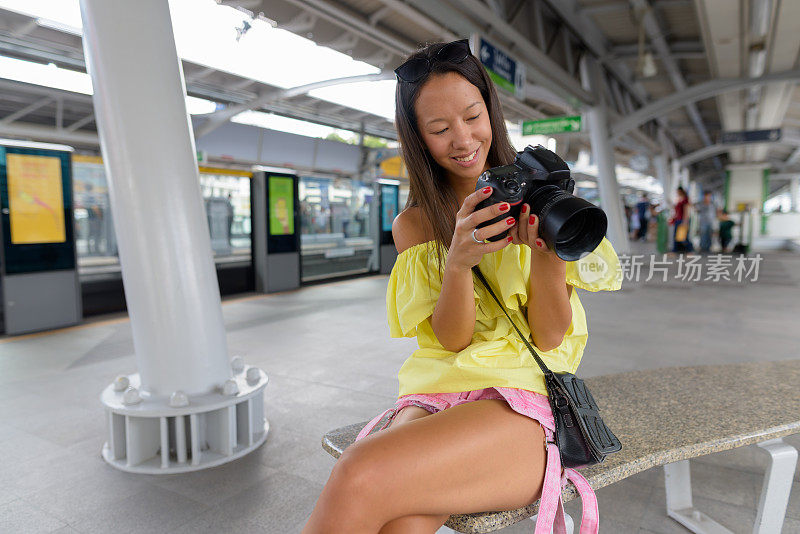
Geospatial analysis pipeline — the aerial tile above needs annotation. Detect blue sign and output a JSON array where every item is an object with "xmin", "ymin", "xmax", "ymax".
[
  {"xmin": 473, "ymin": 35, "xmax": 525, "ymax": 99},
  {"xmin": 720, "ymin": 129, "xmax": 782, "ymax": 144}
]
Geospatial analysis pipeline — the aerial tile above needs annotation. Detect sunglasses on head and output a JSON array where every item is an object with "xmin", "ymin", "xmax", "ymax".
[{"xmin": 394, "ymin": 39, "xmax": 472, "ymax": 84}]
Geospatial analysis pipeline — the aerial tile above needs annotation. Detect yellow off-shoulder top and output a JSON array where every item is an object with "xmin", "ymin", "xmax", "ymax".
[{"xmin": 386, "ymin": 237, "xmax": 622, "ymax": 398}]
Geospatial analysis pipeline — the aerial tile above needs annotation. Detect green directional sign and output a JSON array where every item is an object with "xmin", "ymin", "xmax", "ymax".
[{"xmin": 522, "ymin": 116, "xmax": 582, "ymax": 136}]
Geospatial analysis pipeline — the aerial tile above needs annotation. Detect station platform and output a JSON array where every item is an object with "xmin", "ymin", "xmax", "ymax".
[{"xmin": 1, "ymin": 245, "xmax": 799, "ymax": 533}]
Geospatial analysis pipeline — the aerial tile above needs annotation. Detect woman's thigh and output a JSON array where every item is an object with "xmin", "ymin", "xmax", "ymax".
[
  {"xmin": 339, "ymin": 398, "xmax": 547, "ymax": 524},
  {"xmin": 378, "ymin": 405, "xmax": 451, "ymax": 534}
]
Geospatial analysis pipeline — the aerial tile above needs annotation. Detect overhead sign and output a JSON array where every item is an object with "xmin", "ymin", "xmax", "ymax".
[
  {"xmin": 720, "ymin": 129, "xmax": 781, "ymax": 144},
  {"xmin": 471, "ymin": 34, "xmax": 525, "ymax": 99},
  {"xmin": 522, "ymin": 116, "xmax": 582, "ymax": 136}
]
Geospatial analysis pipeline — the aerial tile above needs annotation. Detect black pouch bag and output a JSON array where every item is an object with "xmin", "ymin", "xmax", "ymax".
[{"xmin": 472, "ymin": 266, "xmax": 621, "ymax": 468}]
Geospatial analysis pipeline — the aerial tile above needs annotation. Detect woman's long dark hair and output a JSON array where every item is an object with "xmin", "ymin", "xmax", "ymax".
[{"xmin": 395, "ymin": 41, "xmax": 517, "ymax": 270}]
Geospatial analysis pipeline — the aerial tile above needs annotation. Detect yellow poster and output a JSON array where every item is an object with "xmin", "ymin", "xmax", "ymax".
[{"xmin": 7, "ymin": 154, "xmax": 66, "ymax": 244}]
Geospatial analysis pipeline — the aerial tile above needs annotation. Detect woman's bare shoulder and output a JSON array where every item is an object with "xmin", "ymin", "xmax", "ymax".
[{"xmin": 392, "ymin": 207, "xmax": 431, "ymax": 254}]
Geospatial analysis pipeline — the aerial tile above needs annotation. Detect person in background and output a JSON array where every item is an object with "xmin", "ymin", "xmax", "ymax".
[
  {"xmin": 225, "ymin": 193, "xmax": 234, "ymax": 246},
  {"xmin": 635, "ymin": 193, "xmax": 650, "ymax": 241},
  {"xmin": 624, "ymin": 203, "xmax": 633, "ymax": 235},
  {"xmin": 669, "ymin": 186, "xmax": 692, "ymax": 252},
  {"xmin": 629, "ymin": 203, "xmax": 640, "ymax": 240},
  {"xmin": 718, "ymin": 208, "xmax": 735, "ymax": 253},
  {"xmin": 697, "ymin": 191, "xmax": 717, "ymax": 253}
]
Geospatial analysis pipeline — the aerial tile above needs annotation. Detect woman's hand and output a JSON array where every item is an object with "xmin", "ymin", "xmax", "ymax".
[
  {"xmin": 510, "ymin": 203, "xmax": 561, "ymax": 260},
  {"xmin": 446, "ymin": 186, "xmax": 515, "ymax": 272}
]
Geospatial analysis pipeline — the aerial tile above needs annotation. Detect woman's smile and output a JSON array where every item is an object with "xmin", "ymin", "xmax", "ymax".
[{"xmin": 451, "ymin": 147, "xmax": 480, "ymax": 166}]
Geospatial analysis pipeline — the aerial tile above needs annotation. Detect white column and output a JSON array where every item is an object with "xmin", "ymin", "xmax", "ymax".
[
  {"xmin": 671, "ymin": 159, "xmax": 681, "ymax": 200},
  {"xmin": 80, "ymin": 0, "xmax": 231, "ymax": 396},
  {"xmin": 579, "ymin": 56, "xmax": 629, "ymax": 254},
  {"xmin": 791, "ymin": 176, "xmax": 800, "ymax": 212}
]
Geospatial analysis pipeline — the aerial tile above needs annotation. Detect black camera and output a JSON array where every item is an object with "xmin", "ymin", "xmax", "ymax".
[{"xmin": 475, "ymin": 145, "xmax": 607, "ymax": 261}]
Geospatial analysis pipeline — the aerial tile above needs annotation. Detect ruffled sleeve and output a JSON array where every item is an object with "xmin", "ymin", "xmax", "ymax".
[
  {"xmin": 565, "ymin": 237, "xmax": 622, "ymax": 292},
  {"xmin": 387, "ymin": 242, "xmax": 469, "ymax": 338}
]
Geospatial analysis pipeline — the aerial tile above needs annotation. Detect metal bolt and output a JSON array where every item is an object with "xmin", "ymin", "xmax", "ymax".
[
  {"xmin": 231, "ymin": 356, "xmax": 245, "ymax": 373},
  {"xmin": 169, "ymin": 390, "xmax": 189, "ymax": 408},
  {"xmin": 113, "ymin": 375, "xmax": 130, "ymax": 392},
  {"xmin": 222, "ymin": 379, "xmax": 239, "ymax": 396},
  {"xmin": 246, "ymin": 367, "xmax": 260, "ymax": 384},
  {"xmin": 122, "ymin": 387, "xmax": 142, "ymax": 405}
]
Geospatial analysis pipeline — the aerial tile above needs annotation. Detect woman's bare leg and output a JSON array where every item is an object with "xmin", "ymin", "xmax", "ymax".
[
  {"xmin": 301, "ymin": 399, "xmax": 547, "ymax": 533},
  {"xmin": 376, "ymin": 406, "xmax": 451, "ymax": 534}
]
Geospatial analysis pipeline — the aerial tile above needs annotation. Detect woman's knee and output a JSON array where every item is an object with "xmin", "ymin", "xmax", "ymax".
[{"xmin": 331, "ymin": 442, "xmax": 390, "ymax": 502}]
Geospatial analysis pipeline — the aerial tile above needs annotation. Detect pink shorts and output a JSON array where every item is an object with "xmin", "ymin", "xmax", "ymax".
[{"xmin": 354, "ymin": 387, "xmax": 599, "ymax": 534}]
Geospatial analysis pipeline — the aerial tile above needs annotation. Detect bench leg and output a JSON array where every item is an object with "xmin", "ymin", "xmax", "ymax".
[
  {"xmin": 663, "ymin": 438, "xmax": 798, "ymax": 534},
  {"xmin": 753, "ymin": 438, "xmax": 798, "ymax": 534}
]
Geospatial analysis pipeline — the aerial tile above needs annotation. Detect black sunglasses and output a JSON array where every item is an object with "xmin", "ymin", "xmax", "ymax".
[{"xmin": 394, "ymin": 39, "xmax": 472, "ymax": 83}]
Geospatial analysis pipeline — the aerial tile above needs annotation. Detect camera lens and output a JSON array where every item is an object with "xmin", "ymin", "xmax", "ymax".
[{"xmin": 528, "ymin": 186, "xmax": 607, "ymax": 261}]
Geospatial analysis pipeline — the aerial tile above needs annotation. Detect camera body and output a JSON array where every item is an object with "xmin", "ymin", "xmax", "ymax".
[
  {"xmin": 475, "ymin": 145, "xmax": 607, "ymax": 261},
  {"xmin": 476, "ymin": 145, "xmax": 574, "ymax": 226}
]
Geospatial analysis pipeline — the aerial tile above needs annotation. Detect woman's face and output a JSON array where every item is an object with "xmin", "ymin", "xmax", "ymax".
[{"xmin": 414, "ymin": 71, "xmax": 493, "ymax": 186}]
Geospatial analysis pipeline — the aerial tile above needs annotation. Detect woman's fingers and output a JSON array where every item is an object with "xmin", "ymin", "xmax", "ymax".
[
  {"xmin": 483, "ymin": 234, "xmax": 514, "ymax": 253},
  {"xmin": 473, "ymin": 216, "xmax": 516, "ymax": 242},
  {"xmin": 463, "ymin": 201, "xmax": 511, "ymax": 229},
  {"xmin": 518, "ymin": 204, "xmax": 529, "ymax": 243},
  {"xmin": 457, "ymin": 186, "xmax": 494, "ymax": 218},
  {"xmin": 528, "ymin": 209, "xmax": 547, "ymax": 250}
]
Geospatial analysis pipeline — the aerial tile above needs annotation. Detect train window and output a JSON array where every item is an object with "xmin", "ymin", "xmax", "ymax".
[
  {"xmin": 72, "ymin": 158, "xmax": 253, "ymax": 275},
  {"xmin": 298, "ymin": 175, "xmax": 376, "ymax": 282}
]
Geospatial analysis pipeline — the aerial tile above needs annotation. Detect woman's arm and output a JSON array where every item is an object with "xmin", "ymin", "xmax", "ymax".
[
  {"xmin": 510, "ymin": 204, "xmax": 572, "ymax": 352},
  {"xmin": 430, "ymin": 263, "xmax": 477, "ymax": 352},
  {"xmin": 528, "ymin": 253, "xmax": 572, "ymax": 352},
  {"xmin": 394, "ymin": 190, "xmax": 518, "ymax": 352}
]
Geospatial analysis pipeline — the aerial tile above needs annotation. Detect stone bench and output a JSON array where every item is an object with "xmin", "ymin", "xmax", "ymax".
[{"xmin": 322, "ymin": 360, "xmax": 800, "ymax": 533}]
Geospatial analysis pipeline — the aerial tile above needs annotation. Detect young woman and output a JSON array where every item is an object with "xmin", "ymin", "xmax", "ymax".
[
  {"xmin": 670, "ymin": 186, "xmax": 692, "ymax": 252},
  {"xmin": 302, "ymin": 39, "xmax": 620, "ymax": 534}
]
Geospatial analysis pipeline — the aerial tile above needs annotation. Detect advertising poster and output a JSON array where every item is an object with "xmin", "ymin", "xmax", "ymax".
[
  {"xmin": 269, "ymin": 175, "xmax": 294, "ymax": 236},
  {"xmin": 7, "ymin": 154, "xmax": 66, "ymax": 244},
  {"xmin": 381, "ymin": 185, "xmax": 398, "ymax": 232}
]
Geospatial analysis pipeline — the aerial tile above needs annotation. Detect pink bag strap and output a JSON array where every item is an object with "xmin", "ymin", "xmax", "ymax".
[
  {"xmin": 355, "ymin": 407, "xmax": 396, "ymax": 442},
  {"xmin": 533, "ymin": 442, "xmax": 599, "ymax": 534}
]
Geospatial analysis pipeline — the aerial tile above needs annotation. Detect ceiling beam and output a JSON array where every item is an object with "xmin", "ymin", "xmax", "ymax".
[
  {"xmin": 0, "ymin": 96, "xmax": 53, "ymax": 124},
  {"xmin": 408, "ymin": 0, "xmax": 596, "ymax": 107},
  {"xmin": 612, "ymin": 69, "xmax": 800, "ymax": 140},
  {"xmin": 194, "ymin": 71, "xmax": 395, "ymax": 138},
  {"xmin": 629, "ymin": 0, "xmax": 716, "ymax": 161}
]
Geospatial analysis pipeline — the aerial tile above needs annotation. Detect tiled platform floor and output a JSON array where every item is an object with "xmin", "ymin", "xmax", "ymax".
[{"xmin": 1, "ymin": 246, "xmax": 799, "ymax": 533}]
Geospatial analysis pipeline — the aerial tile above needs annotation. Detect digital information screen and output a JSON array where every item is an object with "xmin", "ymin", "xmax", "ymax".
[
  {"xmin": 269, "ymin": 175, "xmax": 295, "ymax": 236},
  {"xmin": 7, "ymin": 154, "xmax": 66, "ymax": 244},
  {"xmin": 0, "ymin": 146, "xmax": 75, "ymax": 274},
  {"xmin": 381, "ymin": 184, "xmax": 398, "ymax": 232}
]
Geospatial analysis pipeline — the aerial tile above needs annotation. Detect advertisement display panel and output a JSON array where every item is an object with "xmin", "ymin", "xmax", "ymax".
[
  {"xmin": 0, "ymin": 145, "xmax": 75, "ymax": 274},
  {"xmin": 269, "ymin": 175, "xmax": 295, "ymax": 236},
  {"xmin": 7, "ymin": 154, "xmax": 67, "ymax": 244}
]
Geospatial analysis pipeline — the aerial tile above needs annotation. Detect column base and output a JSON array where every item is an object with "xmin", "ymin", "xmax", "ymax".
[{"xmin": 100, "ymin": 361, "xmax": 269, "ymax": 474}]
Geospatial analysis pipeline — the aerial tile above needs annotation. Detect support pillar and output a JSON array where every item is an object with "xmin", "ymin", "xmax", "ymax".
[
  {"xmin": 80, "ymin": 0, "xmax": 268, "ymax": 473},
  {"xmin": 671, "ymin": 159, "xmax": 681, "ymax": 202},
  {"xmin": 579, "ymin": 56, "xmax": 629, "ymax": 254},
  {"xmin": 791, "ymin": 176, "xmax": 799, "ymax": 212}
]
